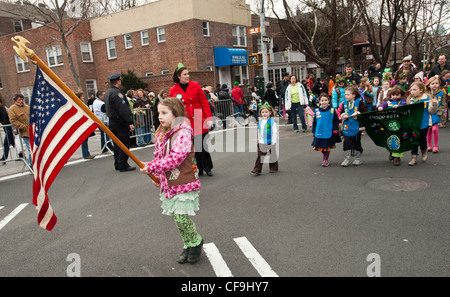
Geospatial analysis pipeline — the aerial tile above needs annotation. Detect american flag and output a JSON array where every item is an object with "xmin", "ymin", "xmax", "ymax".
[{"xmin": 30, "ymin": 66, "xmax": 99, "ymax": 231}]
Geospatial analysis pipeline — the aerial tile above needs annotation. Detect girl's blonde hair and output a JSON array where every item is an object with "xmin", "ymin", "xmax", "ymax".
[
  {"xmin": 359, "ymin": 77, "xmax": 372, "ymax": 91},
  {"xmin": 155, "ymin": 97, "xmax": 187, "ymax": 141},
  {"xmin": 407, "ymin": 82, "xmax": 426, "ymax": 101},
  {"xmin": 425, "ymin": 75, "xmax": 441, "ymax": 91}
]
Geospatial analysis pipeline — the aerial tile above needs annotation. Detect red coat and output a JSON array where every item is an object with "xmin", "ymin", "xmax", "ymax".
[
  {"xmin": 169, "ymin": 81, "xmax": 212, "ymax": 136},
  {"xmin": 231, "ymin": 86, "xmax": 244, "ymax": 106}
]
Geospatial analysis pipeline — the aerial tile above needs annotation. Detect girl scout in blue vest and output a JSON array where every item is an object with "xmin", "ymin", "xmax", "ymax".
[
  {"xmin": 338, "ymin": 86, "xmax": 368, "ymax": 167},
  {"xmin": 251, "ymin": 103, "xmax": 278, "ymax": 175},
  {"xmin": 426, "ymin": 76, "xmax": 444, "ymax": 153},
  {"xmin": 377, "ymin": 85, "xmax": 407, "ymax": 165},
  {"xmin": 311, "ymin": 93, "xmax": 341, "ymax": 167},
  {"xmin": 407, "ymin": 82, "xmax": 438, "ymax": 166}
]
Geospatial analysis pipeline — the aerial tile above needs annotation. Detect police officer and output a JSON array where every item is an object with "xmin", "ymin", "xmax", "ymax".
[{"xmin": 104, "ymin": 73, "xmax": 136, "ymax": 172}]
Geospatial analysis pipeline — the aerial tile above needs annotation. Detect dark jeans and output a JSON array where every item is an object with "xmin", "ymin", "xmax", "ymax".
[
  {"xmin": 291, "ymin": 103, "xmax": 307, "ymax": 131},
  {"xmin": 343, "ymin": 132, "xmax": 363, "ymax": 153},
  {"xmin": 2, "ymin": 126, "xmax": 15, "ymax": 159},
  {"xmin": 411, "ymin": 127, "xmax": 429, "ymax": 155}
]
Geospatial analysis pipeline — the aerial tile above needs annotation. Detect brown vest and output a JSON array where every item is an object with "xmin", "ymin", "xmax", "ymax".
[{"xmin": 164, "ymin": 131, "xmax": 199, "ymax": 187}]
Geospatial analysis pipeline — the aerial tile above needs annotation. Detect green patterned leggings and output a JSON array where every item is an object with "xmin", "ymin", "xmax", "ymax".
[{"xmin": 173, "ymin": 214, "xmax": 202, "ymax": 249}]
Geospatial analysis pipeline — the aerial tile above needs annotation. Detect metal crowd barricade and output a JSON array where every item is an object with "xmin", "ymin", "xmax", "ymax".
[
  {"xmin": 212, "ymin": 99, "xmax": 234, "ymax": 129},
  {"xmin": 102, "ymin": 107, "xmax": 155, "ymax": 150},
  {"xmin": 0, "ymin": 124, "xmax": 33, "ymax": 173}
]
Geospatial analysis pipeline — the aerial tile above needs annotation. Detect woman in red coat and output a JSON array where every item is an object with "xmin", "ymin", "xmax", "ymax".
[{"xmin": 169, "ymin": 63, "xmax": 214, "ymax": 176}]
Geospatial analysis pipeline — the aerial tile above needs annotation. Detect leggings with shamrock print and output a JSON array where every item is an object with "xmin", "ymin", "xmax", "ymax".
[{"xmin": 173, "ymin": 214, "xmax": 202, "ymax": 249}]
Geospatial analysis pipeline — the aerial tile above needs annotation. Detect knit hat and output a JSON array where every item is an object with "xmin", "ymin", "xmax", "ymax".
[
  {"xmin": 402, "ymin": 55, "xmax": 412, "ymax": 62},
  {"xmin": 234, "ymin": 81, "xmax": 239, "ymax": 86},
  {"xmin": 221, "ymin": 84, "xmax": 228, "ymax": 89},
  {"xmin": 414, "ymin": 72, "xmax": 424, "ymax": 82}
]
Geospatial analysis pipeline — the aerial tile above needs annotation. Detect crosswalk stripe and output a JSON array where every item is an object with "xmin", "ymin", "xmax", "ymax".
[
  {"xmin": 203, "ymin": 242, "xmax": 234, "ymax": 277},
  {"xmin": 233, "ymin": 236, "xmax": 279, "ymax": 277},
  {"xmin": 0, "ymin": 203, "xmax": 29, "ymax": 231}
]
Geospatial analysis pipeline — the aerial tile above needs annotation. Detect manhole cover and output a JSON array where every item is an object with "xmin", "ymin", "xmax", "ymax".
[{"xmin": 366, "ymin": 178, "xmax": 428, "ymax": 192}]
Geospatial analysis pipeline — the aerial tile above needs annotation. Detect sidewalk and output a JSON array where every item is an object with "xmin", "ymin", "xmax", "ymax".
[
  {"xmin": 0, "ymin": 129, "xmax": 152, "ymax": 179},
  {"xmin": 0, "ymin": 115, "xmax": 282, "ymax": 180}
]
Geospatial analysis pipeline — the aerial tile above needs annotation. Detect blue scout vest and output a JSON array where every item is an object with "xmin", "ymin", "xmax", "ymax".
[
  {"xmin": 342, "ymin": 98, "xmax": 361, "ymax": 137},
  {"xmin": 410, "ymin": 97, "xmax": 431, "ymax": 129},
  {"xmin": 258, "ymin": 118, "xmax": 275, "ymax": 144},
  {"xmin": 431, "ymin": 91, "xmax": 444, "ymax": 125},
  {"xmin": 314, "ymin": 107, "xmax": 334, "ymax": 139}
]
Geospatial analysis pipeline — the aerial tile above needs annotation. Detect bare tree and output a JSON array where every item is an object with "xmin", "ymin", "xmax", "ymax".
[
  {"xmin": 270, "ymin": 0, "xmax": 364, "ymax": 75},
  {"xmin": 0, "ymin": 0, "xmax": 93, "ymax": 92}
]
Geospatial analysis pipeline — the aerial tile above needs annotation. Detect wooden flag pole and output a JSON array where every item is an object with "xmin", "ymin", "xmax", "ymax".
[{"xmin": 12, "ymin": 36, "xmax": 159, "ymax": 183}]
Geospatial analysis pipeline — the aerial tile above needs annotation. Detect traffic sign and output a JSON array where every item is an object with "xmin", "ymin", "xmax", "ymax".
[
  {"xmin": 262, "ymin": 36, "xmax": 270, "ymax": 43},
  {"xmin": 248, "ymin": 27, "xmax": 260, "ymax": 34}
]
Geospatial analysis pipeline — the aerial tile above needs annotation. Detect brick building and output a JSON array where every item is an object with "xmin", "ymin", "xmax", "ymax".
[
  {"xmin": 0, "ymin": 19, "xmax": 96, "ymax": 106},
  {"xmin": 0, "ymin": 0, "xmax": 261, "ymax": 105}
]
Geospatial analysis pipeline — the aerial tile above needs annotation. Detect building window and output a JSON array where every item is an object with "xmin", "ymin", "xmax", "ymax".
[
  {"xmin": 202, "ymin": 21, "xmax": 210, "ymax": 37},
  {"xmin": 206, "ymin": 65, "xmax": 213, "ymax": 71},
  {"xmin": 157, "ymin": 26, "xmax": 166, "ymax": 43},
  {"xmin": 86, "ymin": 80, "xmax": 97, "ymax": 96},
  {"xmin": 161, "ymin": 69, "xmax": 170, "ymax": 75},
  {"xmin": 106, "ymin": 37, "xmax": 116, "ymax": 59},
  {"xmin": 140, "ymin": 30, "xmax": 149, "ymax": 46},
  {"xmin": 145, "ymin": 72, "xmax": 153, "ymax": 77},
  {"xmin": 234, "ymin": 66, "xmax": 248, "ymax": 85},
  {"xmin": 232, "ymin": 25, "xmax": 247, "ymax": 47},
  {"xmin": 20, "ymin": 87, "xmax": 33, "ymax": 105},
  {"xmin": 15, "ymin": 55, "xmax": 30, "ymax": 73},
  {"xmin": 80, "ymin": 42, "xmax": 93, "ymax": 62},
  {"xmin": 0, "ymin": 76, "xmax": 3, "ymax": 89},
  {"xmin": 124, "ymin": 34, "xmax": 133, "ymax": 49},
  {"xmin": 13, "ymin": 20, "xmax": 23, "ymax": 32},
  {"xmin": 46, "ymin": 45, "xmax": 63, "ymax": 67}
]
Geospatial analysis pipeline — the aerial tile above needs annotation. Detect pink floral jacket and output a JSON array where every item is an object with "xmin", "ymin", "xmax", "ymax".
[{"xmin": 145, "ymin": 122, "xmax": 201, "ymax": 198}]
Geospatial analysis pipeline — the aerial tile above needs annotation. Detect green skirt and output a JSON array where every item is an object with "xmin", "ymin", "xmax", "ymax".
[{"xmin": 160, "ymin": 190, "xmax": 200, "ymax": 217}]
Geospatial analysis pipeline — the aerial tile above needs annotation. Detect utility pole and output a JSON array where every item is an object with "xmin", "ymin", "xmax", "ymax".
[{"xmin": 260, "ymin": 0, "xmax": 268, "ymax": 84}]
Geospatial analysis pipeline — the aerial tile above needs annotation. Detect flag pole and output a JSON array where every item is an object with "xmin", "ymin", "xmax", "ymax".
[{"xmin": 12, "ymin": 36, "xmax": 159, "ymax": 183}]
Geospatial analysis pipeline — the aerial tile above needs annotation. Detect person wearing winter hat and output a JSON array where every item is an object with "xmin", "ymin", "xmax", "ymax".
[
  {"xmin": 414, "ymin": 71, "xmax": 425, "ymax": 83},
  {"xmin": 394, "ymin": 55, "xmax": 418, "ymax": 85}
]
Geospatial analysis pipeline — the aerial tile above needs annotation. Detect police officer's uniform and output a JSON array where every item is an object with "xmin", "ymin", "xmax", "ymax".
[{"xmin": 104, "ymin": 73, "xmax": 136, "ymax": 172}]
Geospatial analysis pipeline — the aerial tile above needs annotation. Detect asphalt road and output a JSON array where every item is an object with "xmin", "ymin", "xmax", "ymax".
[{"xmin": 1, "ymin": 120, "xmax": 449, "ymax": 277}]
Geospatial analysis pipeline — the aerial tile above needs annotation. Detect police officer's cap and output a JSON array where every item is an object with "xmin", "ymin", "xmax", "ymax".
[{"xmin": 107, "ymin": 73, "xmax": 121, "ymax": 80}]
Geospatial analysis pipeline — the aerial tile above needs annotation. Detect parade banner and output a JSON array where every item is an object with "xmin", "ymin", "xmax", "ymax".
[{"xmin": 357, "ymin": 103, "xmax": 424, "ymax": 153}]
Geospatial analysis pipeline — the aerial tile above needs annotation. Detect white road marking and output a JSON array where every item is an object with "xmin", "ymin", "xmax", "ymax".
[
  {"xmin": 234, "ymin": 236, "xmax": 279, "ymax": 277},
  {"xmin": 203, "ymin": 242, "xmax": 234, "ymax": 277},
  {"xmin": 0, "ymin": 203, "xmax": 29, "ymax": 231}
]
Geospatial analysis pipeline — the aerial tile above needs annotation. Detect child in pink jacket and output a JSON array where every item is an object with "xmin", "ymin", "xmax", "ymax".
[{"xmin": 141, "ymin": 98, "xmax": 203, "ymax": 264}]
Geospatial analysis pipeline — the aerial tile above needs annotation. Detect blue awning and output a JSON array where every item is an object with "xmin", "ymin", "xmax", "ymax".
[{"xmin": 214, "ymin": 47, "xmax": 248, "ymax": 67}]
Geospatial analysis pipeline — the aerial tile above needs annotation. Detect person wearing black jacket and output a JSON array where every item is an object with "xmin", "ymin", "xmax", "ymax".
[
  {"xmin": 104, "ymin": 73, "xmax": 136, "ymax": 172},
  {"xmin": 0, "ymin": 94, "xmax": 15, "ymax": 162},
  {"xmin": 264, "ymin": 82, "xmax": 278, "ymax": 109},
  {"xmin": 428, "ymin": 55, "xmax": 450, "ymax": 79},
  {"xmin": 311, "ymin": 77, "xmax": 328, "ymax": 97}
]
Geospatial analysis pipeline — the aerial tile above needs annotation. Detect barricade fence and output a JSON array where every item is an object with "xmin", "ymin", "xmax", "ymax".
[{"xmin": 0, "ymin": 124, "xmax": 33, "ymax": 173}]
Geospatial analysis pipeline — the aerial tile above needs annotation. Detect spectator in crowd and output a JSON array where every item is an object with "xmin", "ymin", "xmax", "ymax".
[
  {"xmin": 8, "ymin": 93, "xmax": 32, "ymax": 167},
  {"xmin": 428, "ymin": 54, "xmax": 450, "ymax": 78},
  {"xmin": 93, "ymin": 90, "xmax": 113, "ymax": 153},
  {"xmin": 0, "ymin": 94, "xmax": 15, "ymax": 163}
]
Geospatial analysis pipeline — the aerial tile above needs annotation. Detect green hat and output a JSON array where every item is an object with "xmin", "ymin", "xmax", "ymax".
[
  {"xmin": 234, "ymin": 81, "xmax": 239, "ymax": 86},
  {"xmin": 177, "ymin": 63, "xmax": 185, "ymax": 71}
]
